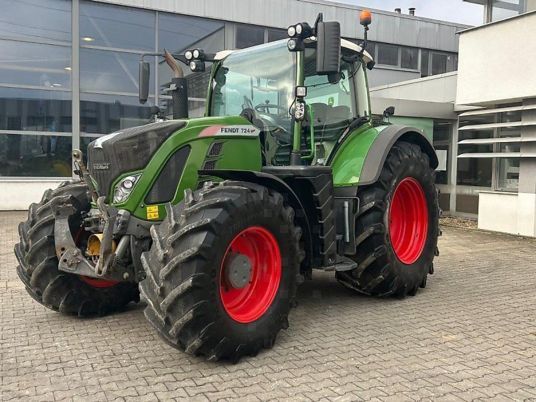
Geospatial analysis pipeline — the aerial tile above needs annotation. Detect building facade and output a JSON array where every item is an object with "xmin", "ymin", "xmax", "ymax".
[
  {"xmin": 465, "ymin": 0, "xmax": 535, "ymax": 22},
  {"xmin": 371, "ymin": 0, "xmax": 536, "ymax": 236},
  {"xmin": 0, "ymin": 0, "xmax": 468, "ymax": 209},
  {"xmin": 455, "ymin": 9, "xmax": 536, "ymax": 235}
]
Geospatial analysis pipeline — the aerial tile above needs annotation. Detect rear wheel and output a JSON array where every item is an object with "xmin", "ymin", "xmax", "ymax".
[
  {"xmin": 140, "ymin": 181, "xmax": 302, "ymax": 361},
  {"xmin": 14, "ymin": 181, "xmax": 139, "ymax": 316},
  {"xmin": 337, "ymin": 141, "xmax": 439, "ymax": 297}
]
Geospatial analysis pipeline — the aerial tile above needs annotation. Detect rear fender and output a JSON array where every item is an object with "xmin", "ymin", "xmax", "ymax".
[{"xmin": 330, "ymin": 124, "xmax": 438, "ymax": 187}]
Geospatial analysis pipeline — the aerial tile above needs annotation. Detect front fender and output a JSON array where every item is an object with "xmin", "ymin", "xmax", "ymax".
[
  {"xmin": 198, "ymin": 169, "xmax": 314, "ymax": 274},
  {"xmin": 330, "ymin": 124, "xmax": 438, "ymax": 187}
]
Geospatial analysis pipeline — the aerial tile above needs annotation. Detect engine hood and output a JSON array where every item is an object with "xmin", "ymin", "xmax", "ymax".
[{"xmin": 87, "ymin": 120, "xmax": 186, "ymax": 198}]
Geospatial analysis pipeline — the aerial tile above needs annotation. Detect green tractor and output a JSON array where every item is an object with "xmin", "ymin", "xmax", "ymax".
[{"xmin": 15, "ymin": 12, "xmax": 439, "ymax": 361}]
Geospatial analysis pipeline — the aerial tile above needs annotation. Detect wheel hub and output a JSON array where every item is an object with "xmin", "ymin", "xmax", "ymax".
[
  {"xmin": 224, "ymin": 252, "xmax": 252, "ymax": 289},
  {"xmin": 388, "ymin": 177, "xmax": 429, "ymax": 265}
]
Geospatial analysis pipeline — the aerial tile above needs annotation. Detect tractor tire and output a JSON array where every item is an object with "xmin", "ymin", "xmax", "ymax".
[
  {"xmin": 337, "ymin": 141, "xmax": 439, "ymax": 297},
  {"xmin": 14, "ymin": 181, "xmax": 140, "ymax": 316},
  {"xmin": 140, "ymin": 181, "xmax": 302, "ymax": 362}
]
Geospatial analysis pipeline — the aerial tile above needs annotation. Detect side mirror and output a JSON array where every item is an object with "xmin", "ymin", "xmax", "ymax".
[
  {"xmin": 316, "ymin": 21, "xmax": 341, "ymax": 75},
  {"xmin": 384, "ymin": 106, "xmax": 395, "ymax": 117},
  {"xmin": 139, "ymin": 60, "xmax": 150, "ymax": 104}
]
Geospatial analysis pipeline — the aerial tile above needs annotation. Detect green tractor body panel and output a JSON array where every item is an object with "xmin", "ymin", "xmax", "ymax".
[
  {"xmin": 110, "ymin": 116, "xmax": 262, "ymax": 221},
  {"xmin": 330, "ymin": 123, "xmax": 387, "ymax": 187}
]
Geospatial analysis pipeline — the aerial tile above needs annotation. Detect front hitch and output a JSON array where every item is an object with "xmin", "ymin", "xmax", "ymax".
[
  {"xmin": 53, "ymin": 197, "xmax": 136, "ymax": 283},
  {"xmin": 53, "ymin": 150, "xmax": 137, "ymax": 283}
]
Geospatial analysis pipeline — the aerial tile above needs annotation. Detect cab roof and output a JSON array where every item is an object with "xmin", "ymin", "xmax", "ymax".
[{"xmin": 214, "ymin": 38, "xmax": 374, "ymax": 64}]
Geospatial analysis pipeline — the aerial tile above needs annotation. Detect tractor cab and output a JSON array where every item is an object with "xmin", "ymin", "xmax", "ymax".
[{"xmin": 209, "ymin": 39, "xmax": 373, "ymax": 166}]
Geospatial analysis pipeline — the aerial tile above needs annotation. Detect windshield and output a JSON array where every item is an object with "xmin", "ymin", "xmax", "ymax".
[
  {"xmin": 210, "ymin": 41, "xmax": 295, "ymax": 123},
  {"xmin": 210, "ymin": 41, "xmax": 369, "ymax": 123},
  {"xmin": 209, "ymin": 40, "xmax": 370, "ymax": 165}
]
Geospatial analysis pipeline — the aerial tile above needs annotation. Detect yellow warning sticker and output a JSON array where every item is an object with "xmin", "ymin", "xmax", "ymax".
[{"xmin": 146, "ymin": 205, "xmax": 159, "ymax": 220}]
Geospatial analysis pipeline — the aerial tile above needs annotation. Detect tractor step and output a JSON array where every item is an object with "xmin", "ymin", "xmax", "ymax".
[{"xmin": 322, "ymin": 256, "xmax": 357, "ymax": 272}]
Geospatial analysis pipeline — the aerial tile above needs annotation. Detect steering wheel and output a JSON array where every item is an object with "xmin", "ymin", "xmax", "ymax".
[{"xmin": 255, "ymin": 103, "xmax": 287, "ymax": 116}]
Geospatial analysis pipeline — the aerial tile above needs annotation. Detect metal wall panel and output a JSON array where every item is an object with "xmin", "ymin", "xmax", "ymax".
[{"xmin": 93, "ymin": 0, "xmax": 468, "ymax": 52}]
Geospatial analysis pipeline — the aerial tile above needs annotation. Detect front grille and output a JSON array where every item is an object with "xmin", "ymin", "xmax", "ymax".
[
  {"xmin": 202, "ymin": 160, "xmax": 217, "ymax": 170},
  {"xmin": 208, "ymin": 142, "xmax": 223, "ymax": 156}
]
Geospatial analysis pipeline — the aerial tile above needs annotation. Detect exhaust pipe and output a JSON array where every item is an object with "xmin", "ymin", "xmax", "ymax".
[{"xmin": 164, "ymin": 49, "xmax": 189, "ymax": 120}]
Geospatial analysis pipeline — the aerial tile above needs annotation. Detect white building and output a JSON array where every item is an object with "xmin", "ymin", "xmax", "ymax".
[{"xmin": 371, "ymin": 0, "xmax": 536, "ymax": 236}]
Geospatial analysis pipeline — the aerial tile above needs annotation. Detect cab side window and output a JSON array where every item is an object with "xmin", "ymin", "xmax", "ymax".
[{"xmin": 305, "ymin": 61, "xmax": 355, "ymax": 140}]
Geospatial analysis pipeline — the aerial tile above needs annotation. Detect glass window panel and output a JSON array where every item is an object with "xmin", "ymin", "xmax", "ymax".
[
  {"xmin": 236, "ymin": 25, "xmax": 265, "ymax": 49},
  {"xmin": 0, "ymin": 40, "xmax": 71, "ymax": 88},
  {"xmin": 157, "ymin": 16, "xmax": 224, "ymax": 104},
  {"xmin": 0, "ymin": 0, "xmax": 71, "ymax": 43},
  {"xmin": 457, "ymin": 139, "xmax": 493, "ymax": 187},
  {"xmin": 492, "ymin": 0, "xmax": 523, "ymax": 21},
  {"xmin": 377, "ymin": 43, "xmax": 399, "ymax": 66},
  {"xmin": 158, "ymin": 13, "xmax": 224, "ymax": 53},
  {"xmin": 0, "ymin": 87, "xmax": 71, "ymax": 132},
  {"xmin": 421, "ymin": 50, "xmax": 430, "ymax": 77},
  {"xmin": 401, "ymin": 47, "xmax": 418, "ymax": 70},
  {"xmin": 81, "ymin": 93, "xmax": 155, "ymax": 134},
  {"xmin": 434, "ymin": 145, "xmax": 449, "ymax": 185},
  {"xmin": 267, "ymin": 29, "xmax": 287, "ymax": 42},
  {"xmin": 446, "ymin": 53, "xmax": 458, "ymax": 72},
  {"xmin": 498, "ymin": 153, "xmax": 520, "ymax": 191},
  {"xmin": 0, "ymin": 134, "xmax": 72, "ymax": 177},
  {"xmin": 305, "ymin": 62, "xmax": 354, "ymax": 118},
  {"xmin": 434, "ymin": 121, "xmax": 451, "ymax": 142},
  {"xmin": 80, "ymin": 1, "xmax": 155, "ymax": 51},
  {"xmin": 211, "ymin": 41, "xmax": 294, "ymax": 118},
  {"xmin": 431, "ymin": 53, "xmax": 448, "ymax": 75},
  {"xmin": 501, "ymin": 110, "xmax": 522, "ymax": 124},
  {"xmin": 81, "ymin": 136, "xmax": 97, "ymax": 153},
  {"xmin": 80, "ymin": 48, "xmax": 154, "ymax": 94}
]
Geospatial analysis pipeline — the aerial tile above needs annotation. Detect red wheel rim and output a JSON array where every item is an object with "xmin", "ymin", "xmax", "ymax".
[
  {"xmin": 388, "ymin": 177, "xmax": 429, "ymax": 265},
  {"xmin": 220, "ymin": 226, "xmax": 281, "ymax": 324},
  {"xmin": 74, "ymin": 229, "xmax": 119, "ymax": 289},
  {"xmin": 79, "ymin": 276, "xmax": 119, "ymax": 288}
]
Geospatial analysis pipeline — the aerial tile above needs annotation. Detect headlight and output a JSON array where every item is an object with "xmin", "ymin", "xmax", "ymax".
[
  {"xmin": 287, "ymin": 26, "xmax": 296, "ymax": 37},
  {"xmin": 113, "ymin": 174, "xmax": 141, "ymax": 204},
  {"xmin": 287, "ymin": 39, "xmax": 298, "ymax": 51}
]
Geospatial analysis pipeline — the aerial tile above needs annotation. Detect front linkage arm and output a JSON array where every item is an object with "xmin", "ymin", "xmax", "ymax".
[
  {"xmin": 53, "ymin": 195, "xmax": 136, "ymax": 283},
  {"xmin": 52, "ymin": 150, "xmax": 138, "ymax": 283}
]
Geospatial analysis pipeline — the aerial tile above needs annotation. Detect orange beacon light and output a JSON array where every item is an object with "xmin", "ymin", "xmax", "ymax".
[{"xmin": 360, "ymin": 10, "xmax": 372, "ymax": 27}]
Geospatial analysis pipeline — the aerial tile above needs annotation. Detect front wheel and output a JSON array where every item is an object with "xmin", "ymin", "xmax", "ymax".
[
  {"xmin": 140, "ymin": 181, "xmax": 303, "ymax": 362},
  {"xmin": 14, "ymin": 181, "xmax": 140, "ymax": 316},
  {"xmin": 337, "ymin": 141, "xmax": 440, "ymax": 297}
]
